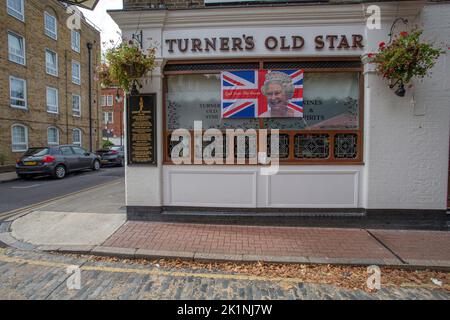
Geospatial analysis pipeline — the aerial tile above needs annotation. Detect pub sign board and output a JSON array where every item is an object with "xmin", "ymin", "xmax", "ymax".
[{"xmin": 127, "ymin": 94, "xmax": 157, "ymax": 166}]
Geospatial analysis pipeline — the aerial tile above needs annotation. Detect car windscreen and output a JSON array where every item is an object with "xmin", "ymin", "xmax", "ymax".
[
  {"xmin": 24, "ymin": 148, "xmax": 49, "ymax": 157},
  {"xmin": 110, "ymin": 146, "xmax": 121, "ymax": 151}
]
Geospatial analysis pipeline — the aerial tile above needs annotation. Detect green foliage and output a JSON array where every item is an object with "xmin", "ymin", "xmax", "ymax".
[
  {"xmin": 96, "ymin": 40, "xmax": 156, "ymax": 92},
  {"xmin": 102, "ymin": 140, "xmax": 115, "ymax": 149},
  {"xmin": 370, "ymin": 30, "xmax": 443, "ymax": 85}
]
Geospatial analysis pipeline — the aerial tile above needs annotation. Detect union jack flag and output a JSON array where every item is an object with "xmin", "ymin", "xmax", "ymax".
[{"xmin": 221, "ymin": 69, "xmax": 304, "ymax": 119}]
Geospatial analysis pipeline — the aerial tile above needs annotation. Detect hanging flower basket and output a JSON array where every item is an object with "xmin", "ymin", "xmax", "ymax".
[
  {"xmin": 368, "ymin": 29, "xmax": 444, "ymax": 96},
  {"xmin": 96, "ymin": 40, "xmax": 156, "ymax": 93}
]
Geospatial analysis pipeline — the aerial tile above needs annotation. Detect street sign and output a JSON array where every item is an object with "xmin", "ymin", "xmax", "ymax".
[{"xmin": 58, "ymin": 0, "xmax": 99, "ymax": 10}]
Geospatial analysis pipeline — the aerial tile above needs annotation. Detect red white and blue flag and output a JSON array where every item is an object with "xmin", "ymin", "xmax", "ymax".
[{"xmin": 221, "ymin": 69, "xmax": 304, "ymax": 119}]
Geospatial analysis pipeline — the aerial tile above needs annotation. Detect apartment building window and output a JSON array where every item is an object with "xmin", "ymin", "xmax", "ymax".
[
  {"xmin": 7, "ymin": 0, "xmax": 24, "ymax": 22},
  {"xmin": 47, "ymin": 127, "xmax": 59, "ymax": 146},
  {"xmin": 72, "ymin": 94, "xmax": 81, "ymax": 117},
  {"xmin": 71, "ymin": 30, "xmax": 80, "ymax": 53},
  {"xmin": 44, "ymin": 11, "xmax": 57, "ymax": 40},
  {"xmin": 46, "ymin": 87, "xmax": 59, "ymax": 114},
  {"xmin": 72, "ymin": 129, "xmax": 82, "ymax": 147},
  {"xmin": 11, "ymin": 124, "xmax": 28, "ymax": 152},
  {"xmin": 45, "ymin": 49, "xmax": 58, "ymax": 76},
  {"xmin": 107, "ymin": 95, "xmax": 113, "ymax": 106},
  {"xmin": 72, "ymin": 60, "xmax": 81, "ymax": 85},
  {"xmin": 8, "ymin": 32, "xmax": 26, "ymax": 65},
  {"xmin": 104, "ymin": 112, "xmax": 113, "ymax": 124},
  {"xmin": 9, "ymin": 76, "xmax": 27, "ymax": 109},
  {"xmin": 101, "ymin": 96, "xmax": 106, "ymax": 106}
]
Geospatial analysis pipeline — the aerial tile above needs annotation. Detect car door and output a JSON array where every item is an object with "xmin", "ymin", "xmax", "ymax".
[
  {"xmin": 71, "ymin": 146, "xmax": 92, "ymax": 169},
  {"xmin": 59, "ymin": 146, "xmax": 79, "ymax": 171}
]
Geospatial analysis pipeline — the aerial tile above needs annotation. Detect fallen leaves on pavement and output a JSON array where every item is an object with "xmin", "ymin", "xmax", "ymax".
[{"xmin": 68, "ymin": 253, "xmax": 449, "ymax": 293}]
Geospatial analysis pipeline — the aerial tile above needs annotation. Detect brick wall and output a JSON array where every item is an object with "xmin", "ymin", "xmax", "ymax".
[{"xmin": 0, "ymin": 0, "xmax": 102, "ymax": 165}]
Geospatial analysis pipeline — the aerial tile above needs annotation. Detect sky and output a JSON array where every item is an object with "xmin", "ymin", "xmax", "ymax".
[{"xmin": 79, "ymin": 0, "xmax": 123, "ymax": 52}]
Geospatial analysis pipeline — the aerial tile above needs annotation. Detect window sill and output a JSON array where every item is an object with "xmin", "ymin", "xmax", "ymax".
[
  {"xmin": 10, "ymin": 105, "xmax": 28, "ymax": 110},
  {"xmin": 47, "ymin": 111, "xmax": 59, "ymax": 115},
  {"xmin": 8, "ymin": 59, "xmax": 26, "ymax": 67}
]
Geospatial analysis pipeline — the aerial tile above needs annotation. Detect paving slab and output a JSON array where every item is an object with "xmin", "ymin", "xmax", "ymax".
[{"xmin": 11, "ymin": 211, "xmax": 126, "ymax": 246}]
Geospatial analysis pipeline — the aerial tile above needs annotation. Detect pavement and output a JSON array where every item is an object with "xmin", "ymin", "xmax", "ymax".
[
  {"xmin": 0, "ymin": 178, "xmax": 449, "ymax": 270},
  {"xmin": 0, "ymin": 171, "xmax": 18, "ymax": 183}
]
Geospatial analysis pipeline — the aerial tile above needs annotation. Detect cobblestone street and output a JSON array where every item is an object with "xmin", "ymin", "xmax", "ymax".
[{"xmin": 0, "ymin": 248, "xmax": 448, "ymax": 300}]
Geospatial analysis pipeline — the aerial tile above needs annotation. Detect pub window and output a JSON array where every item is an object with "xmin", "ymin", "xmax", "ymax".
[{"xmin": 164, "ymin": 60, "xmax": 362, "ymax": 165}]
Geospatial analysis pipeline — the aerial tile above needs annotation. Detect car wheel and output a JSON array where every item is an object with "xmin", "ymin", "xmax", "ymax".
[
  {"xmin": 53, "ymin": 165, "xmax": 66, "ymax": 179},
  {"xmin": 92, "ymin": 160, "xmax": 101, "ymax": 171},
  {"xmin": 117, "ymin": 158, "xmax": 124, "ymax": 167}
]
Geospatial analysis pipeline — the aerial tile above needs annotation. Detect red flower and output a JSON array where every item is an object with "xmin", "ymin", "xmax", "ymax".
[
  {"xmin": 368, "ymin": 53, "xmax": 375, "ymax": 58},
  {"xmin": 400, "ymin": 31, "xmax": 408, "ymax": 37},
  {"xmin": 379, "ymin": 41, "xmax": 386, "ymax": 48}
]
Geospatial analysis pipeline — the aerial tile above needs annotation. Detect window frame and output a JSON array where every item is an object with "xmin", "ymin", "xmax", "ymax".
[
  {"xmin": 104, "ymin": 112, "xmax": 113, "ymax": 124},
  {"xmin": 45, "ymin": 49, "xmax": 58, "ymax": 77},
  {"xmin": 7, "ymin": 0, "xmax": 25, "ymax": 22},
  {"xmin": 107, "ymin": 95, "xmax": 114, "ymax": 106},
  {"xmin": 47, "ymin": 126, "xmax": 59, "ymax": 146},
  {"xmin": 46, "ymin": 86, "xmax": 59, "ymax": 114},
  {"xmin": 72, "ymin": 128, "xmax": 82, "ymax": 147},
  {"xmin": 8, "ymin": 31, "xmax": 26, "ymax": 66},
  {"xmin": 9, "ymin": 76, "xmax": 27, "ymax": 109},
  {"xmin": 163, "ymin": 57, "xmax": 364, "ymax": 165},
  {"xmin": 44, "ymin": 11, "xmax": 58, "ymax": 40},
  {"xmin": 72, "ymin": 94, "xmax": 81, "ymax": 117},
  {"xmin": 72, "ymin": 60, "xmax": 81, "ymax": 85},
  {"xmin": 11, "ymin": 124, "xmax": 28, "ymax": 152},
  {"xmin": 71, "ymin": 30, "xmax": 80, "ymax": 53}
]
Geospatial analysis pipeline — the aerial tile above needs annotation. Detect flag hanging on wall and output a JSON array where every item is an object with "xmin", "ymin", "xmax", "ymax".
[{"xmin": 221, "ymin": 69, "xmax": 304, "ymax": 119}]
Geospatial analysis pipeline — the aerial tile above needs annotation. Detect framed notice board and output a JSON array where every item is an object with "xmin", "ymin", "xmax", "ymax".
[{"xmin": 127, "ymin": 94, "xmax": 157, "ymax": 166}]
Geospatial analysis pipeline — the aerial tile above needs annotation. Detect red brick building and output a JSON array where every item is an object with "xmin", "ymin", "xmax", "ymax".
[{"xmin": 101, "ymin": 87, "xmax": 124, "ymax": 146}]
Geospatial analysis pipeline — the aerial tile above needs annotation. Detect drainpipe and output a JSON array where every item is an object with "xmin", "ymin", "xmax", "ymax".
[{"xmin": 87, "ymin": 42, "xmax": 93, "ymax": 152}]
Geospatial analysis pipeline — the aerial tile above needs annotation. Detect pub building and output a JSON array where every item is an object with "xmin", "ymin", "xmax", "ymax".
[{"xmin": 109, "ymin": 0, "xmax": 450, "ymax": 227}]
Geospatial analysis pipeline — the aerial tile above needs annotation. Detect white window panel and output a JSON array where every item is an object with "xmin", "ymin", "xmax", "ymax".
[
  {"xmin": 11, "ymin": 124, "xmax": 28, "ymax": 152},
  {"xmin": 9, "ymin": 76, "xmax": 27, "ymax": 109},
  {"xmin": 7, "ymin": 0, "xmax": 24, "ymax": 22},
  {"xmin": 47, "ymin": 127, "xmax": 59, "ymax": 146},
  {"xmin": 101, "ymin": 96, "xmax": 107, "ymax": 107},
  {"xmin": 46, "ymin": 87, "xmax": 59, "ymax": 114},
  {"xmin": 104, "ymin": 112, "xmax": 113, "ymax": 124},
  {"xmin": 44, "ymin": 11, "xmax": 57, "ymax": 40},
  {"xmin": 72, "ymin": 60, "xmax": 81, "ymax": 85},
  {"xmin": 45, "ymin": 49, "xmax": 58, "ymax": 76},
  {"xmin": 72, "ymin": 94, "xmax": 81, "ymax": 117},
  {"xmin": 8, "ymin": 32, "xmax": 25, "ymax": 65},
  {"xmin": 71, "ymin": 30, "xmax": 80, "ymax": 53},
  {"xmin": 107, "ymin": 95, "xmax": 113, "ymax": 106},
  {"xmin": 72, "ymin": 129, "xmax": 82, "ymax": 146}
]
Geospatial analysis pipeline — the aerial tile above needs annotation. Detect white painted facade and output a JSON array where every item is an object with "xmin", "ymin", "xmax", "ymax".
[{"xmin": 110, "ymin": 1, "xmax": 450, "ymax": 212}]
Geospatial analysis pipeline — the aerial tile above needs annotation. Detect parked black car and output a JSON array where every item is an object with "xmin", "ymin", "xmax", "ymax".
[
  {"xmin": 96, "ymin": 145, "xmax": 124, "ymax": 167},
  {"xmin": 16, "ymin": 146, "xmax": 101, "ymax": 179}
]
